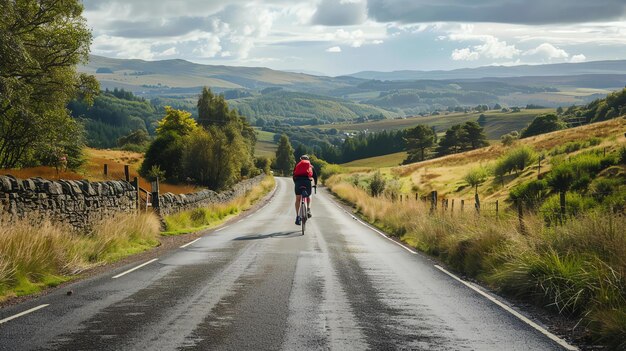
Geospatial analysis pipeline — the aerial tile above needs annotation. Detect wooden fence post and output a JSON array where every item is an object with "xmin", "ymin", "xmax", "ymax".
[
  {"xmin": 474, "ymin": 193, "xmax": 481, "ymax": 214},
  {"xmin": 124, "ymin": 165, "xmax": 130, "ymax": 182},
  {"xmin": 461, "ymin": 199, "xmax": 465, "ymax": 212},
  {"xmin": 131, "ymin": 177, "xmax": 140, "ymax": 211},
  {"xmin": 451, "ymin": 199, "xmax": 455, "ymax": 214},
  {"xmin": 151, "ymin": 177, "xmax": 160, "ymax": 210},
  {"xmin": 495, "ymin": 200, "xmax": 499, "ymax": 219},
  {"xmin": 415, "ymin": 192, "xmax": 418, "ymax": 201},
  {"xmin": 430, "ymin": 191, "xmax": 437, "ymax": 213},
  {"xmin": 103, "ymin": 164, "xmax": 108, "ymax": 177}
]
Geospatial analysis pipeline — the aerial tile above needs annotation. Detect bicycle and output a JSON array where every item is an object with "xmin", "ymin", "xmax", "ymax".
[{"xmin": 298, "ymin": 185, "xmax": 316, "ymax": 235}]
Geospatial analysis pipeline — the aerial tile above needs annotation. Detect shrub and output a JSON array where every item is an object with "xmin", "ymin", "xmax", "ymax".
[
  {"xmin": 320, "ymin": 164, "xmax": 344, "ymax": 181},
  {"xmin": 539, "ymin": 192, "xmax": 595, "ymax": 224},
  {"xmin": 463, "ymin": 166, "xmax": 489, "ymax": 194},
  {"xmin": 369, "ymin": 171, "xmax": 386, "ymax": 196},
  {"xmin": 509, "ymin": 179, "xmax": 549, "ymax": 210},
  {"xmin": 619, "ymin": 146, "xmax": 626, "ymax": 165}
]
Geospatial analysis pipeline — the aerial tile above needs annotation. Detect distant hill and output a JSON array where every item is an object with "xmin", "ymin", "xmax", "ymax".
[
  {"xmin": 79, "ymin": 55, "xmax": 358, "ymax": 96},
  {"xmin": 79, "ymin": 55, "xmax": 626, "ymax": 122},
  {"xmin": 348, "ymin": 60, "xmax": 626, "ymax": 81}
]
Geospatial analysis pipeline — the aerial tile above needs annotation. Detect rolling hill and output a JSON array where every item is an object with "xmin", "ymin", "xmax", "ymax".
[{"xmin": 348, "ymin": 60, "xmax": 626, "ymax": 81}]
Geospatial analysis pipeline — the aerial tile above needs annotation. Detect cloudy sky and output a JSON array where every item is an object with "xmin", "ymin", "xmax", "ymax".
[{"xmin": 83, "ymin": 0, "xmax": 626, "ymax": 76}]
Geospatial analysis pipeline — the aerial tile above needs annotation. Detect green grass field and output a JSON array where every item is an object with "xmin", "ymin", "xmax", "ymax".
[
  {"xmin": 254, "ymin": 129, "xmax": 277, "ymax": 157},
  {"xmin": 341, "ymin": 151, "xmax": 408, "ymax": 168},
  {"xmin": 311, "ymin": 108, "xmax": 554, "ymax": 139}
]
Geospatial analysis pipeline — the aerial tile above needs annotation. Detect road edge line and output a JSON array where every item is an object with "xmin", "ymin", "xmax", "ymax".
[
  {"xmin": 434, "ymin": 264, "xmax": 578, "ymax": 351},
  {"xmin": 112, "ymin": 258, "xmax": 158, "ymax": 279},
  {"xmin": 180, "ymin": 238, "xmax": 201, "ymax": 248},
  {"xmin": 0, "ymin": 304, "xmax": 49, "ymax": 325}
]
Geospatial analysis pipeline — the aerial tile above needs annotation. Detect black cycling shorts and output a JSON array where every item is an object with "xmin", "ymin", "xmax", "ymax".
[{"xmin": 294, "ymin": 178, "xmax": 312, "ymax": 196}]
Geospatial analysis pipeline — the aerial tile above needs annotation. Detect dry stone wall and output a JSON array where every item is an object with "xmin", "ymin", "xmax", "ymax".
[
  {"xmin": 0, "ymin": 175, "xmax": 137, "ymax": 228},
  {"xmin": 157, "ymin": 174, "xmax": 266, "ymax": 217}
]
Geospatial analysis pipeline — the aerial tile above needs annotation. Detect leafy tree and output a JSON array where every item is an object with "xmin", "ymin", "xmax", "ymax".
[
  {"xmin": 275, "ymin": 134, "xmax": 295, "ymax": 175},
  {"xmin": 404, "ymin": 125, "xmax": 434, "ymax": 162},
  {"xmin": 156, "ymin": 107, "xmax": 198, "ymax": 137},
  {"xmin": 521, "ymin": 114, "xmax": 565, "ymax": 138},
  {"xmin": 464, "ymin": 167, "xmax": 489, "ymax": 194},
  {"xmin": 477, "ymin": 114, "xmax": 487, "ymax": 127},
  {"xmin": 547, "ymin": 163, "xmax": 576, "ymax": 222},
  {"xmin": 369, "ymin": 171, "xmax": 386, "ymax": 197},
  {"xmin": 197, "ymin": 87, "xmax": 232, "ymax": 126},
  {"xmin": 0, "ymin": 0, "xmax": 99, "ymax": 169},
  {"xmin": 500, "ymin": 131, "xmax": 519, "ymax": 146},
  {"xmin": 437, "ymin": 124, "xmax": 468, "ymax": 155},
  {"xmin": 140, "ymin": 132, "xmax": 185, "ymax": 182},
  {"xmin": 462, "ymin": 121, "xmax": 489, "ymax": 149}
]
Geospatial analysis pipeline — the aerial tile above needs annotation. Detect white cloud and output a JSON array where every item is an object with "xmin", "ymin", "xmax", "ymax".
[
  {"xmin": 451, "ymin": 48, "xmax": 479, "ymax": 61},
  {"xmin": 570, "ymin": 54, "xmax": 586, "ymax": 63},
  {"xmin": 192, "ymin": 35, "xmax": 223, "ymax": 58},
  {"xmin": 326, "ymin": 46, "xmax": 342, "ymax": 52},
  {"xmin": 450, "ymin": 36, "xmax": 520, "ymax": 61},
  {"xmin": 160, "ymin": 47, "xmax": 178, "ymax": 56},
  {"xmin": 523, "ymin": 43, "xmax": 569, "ymax": 59}
]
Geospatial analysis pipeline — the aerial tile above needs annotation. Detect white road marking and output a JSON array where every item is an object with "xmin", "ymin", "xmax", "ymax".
[
  {"xmin": 434, "ymin": 265, "xmax": 578, "ymax": 351},
  {"xmin": 330, "ymin": 201, "xmax": 418, "ymax": 255},
  {"xmin": 180, "ymin": 238, "xmax": 201, "ymax": 248},
  {"xmin": 215, "ymin": 226, "xmax": 228, "ymax": 232},
  {"xmin": 112, "ymin": 258, "xmax": 158, "ymax": 279},
  {"xmin": 0, "ymin": 304, "xmax": 49, "ymax": 325}
]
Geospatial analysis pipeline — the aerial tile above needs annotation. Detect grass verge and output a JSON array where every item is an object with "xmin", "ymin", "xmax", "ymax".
[
  {"xmin": 162, "ymin": 175, "xmax": 275, "ymax": 235},
  {"xmin": 0, "ymin": 212, "xmax": 161, "ymax": 302},
  {"xmin": 326, "ymin": 176, "xmax": 626, "ymax": 349}
]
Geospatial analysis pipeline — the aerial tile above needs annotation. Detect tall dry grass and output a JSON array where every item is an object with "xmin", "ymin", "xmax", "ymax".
[
  {"xmin": 0, "ymin": 212, "xmax": 160, "ymax": 301},
  {"xmin": 326, "ymin": 176, "xmax": 626, "ymax": 348}
]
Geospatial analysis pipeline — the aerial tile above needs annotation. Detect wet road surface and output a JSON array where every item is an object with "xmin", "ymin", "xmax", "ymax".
[{"xmin": 0, "ymin": 177, "xmax": 574, "ymax": 350}]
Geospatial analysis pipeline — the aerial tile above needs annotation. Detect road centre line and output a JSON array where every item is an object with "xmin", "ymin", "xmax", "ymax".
[
  {"xmin": 112, "ymin": 258, "xmax": 158, "ymax": 279},
  {"xmin": 330, "ymin": 201, "xmax": 417, "ymax": 255},
  {"xmin": 434, "ymin": 265, "xmax": 578, "ymax": 351},
  {"xmin": 180, "ymin": 238, "xmax": 201, "ymax": 248},
  {"xmin": 0, "ymin": 304, "xmax": 49, "ymax": 325}
]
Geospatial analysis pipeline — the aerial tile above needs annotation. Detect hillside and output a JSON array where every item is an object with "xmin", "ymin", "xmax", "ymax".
[
  {"xmin": 80, "ymin": 56, "xmax": 622, "ymax": 121},
  {"xmin": 314, "ymin": 108, "xmax": 553, "ymax": 139},
  {"xmin": 349, "ymin": 60, "xmax": 626, "ymax": 80},
  {"xmin": 80, "ymin": 55, "xmax": 358, "ymax": 96}
]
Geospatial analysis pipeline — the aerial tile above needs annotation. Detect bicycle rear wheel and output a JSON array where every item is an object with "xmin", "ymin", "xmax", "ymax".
[{"xmin": 300, "ymin": 201, "xmax": 306, "ymax": 235}]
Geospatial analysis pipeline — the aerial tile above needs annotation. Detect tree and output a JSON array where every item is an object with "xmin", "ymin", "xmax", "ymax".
[
  {"xmin": 404, "ymin": 125, "xmax": 434, "ymax": 162},
  {"xmin": 118, "ymin": 129, "xmax": 149, "ymax": 147},
  {"xmin": 477, "ymin": 114, "xmax": 487, "ymax": 127},
  {"xmin": 0, "ymin": 0, "xmax": 99, "ymax": 169},
  {"xmin": 500, "ymin": 131, "xmax": 519, "ymax": 146},
  {"xmin": 156, "ymin": 107, "xmax": 198, "ymax": 137},
  {"xmin": 197, "ymin": 87, "xmax": 232, "ymax": 126},
  {"xmin": 547, "ymin": 163, "xmax": 576, "ymax": 222},
  {"xmin": 437, "ymin": 124, "xmax": 468, "ymax": 155},
  {"xmin": 275, "ymin": 134, "xmax": 295, "ymax": 175},
  {"xmin": 464, "ymin": 167, "xmax": 489, "ymax": 195},
  {"xmin": 462, "ymin": 121, "xmax": 489, "ymax": 149},
  {"xmin": 521, "ymin": 114, "xmax": 565, "ymax": 138}
]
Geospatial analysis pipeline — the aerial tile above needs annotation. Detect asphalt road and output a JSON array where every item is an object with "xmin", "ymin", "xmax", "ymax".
[{"xmin": 0, "ymin": 177, "xmax": 575, "ymax": 350}]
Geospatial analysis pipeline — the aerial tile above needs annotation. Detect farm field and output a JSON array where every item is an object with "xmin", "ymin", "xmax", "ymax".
[
  {"xmin": 341, "ymin": 151, "xmax": 408, "ymax": 168},
  {"xmin": 254, "ymin": 129, "xmax": 278, "ymax": 157},
  {"xmin": 311, "ymin": 108, "xmax": 554, "ymax": 139}
]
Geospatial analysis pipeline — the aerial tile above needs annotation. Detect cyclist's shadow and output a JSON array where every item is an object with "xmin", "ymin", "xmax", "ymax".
[{"xmin": 233, "ymin": 231, "xmax": 302, "ymax": 241}]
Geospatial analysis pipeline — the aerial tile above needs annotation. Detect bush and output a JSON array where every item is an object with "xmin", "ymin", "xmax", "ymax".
[
  {"xmin": 539, "ymin": 192, "xmax": 596, "ymax": 224},
  {"xmin": 319, "ymin": 164, "xmax": 344, "ymax": 181},
  {"xmin": 509, "ymin": 179, "xmax": 549, "ymax": 210},
  {"xmin": 369, "ymin": 171, "xmax": 386, "ymax": 196},
  {"xmin": 619, "ymin": 146, "xmax": 626, "ymax": 165}
]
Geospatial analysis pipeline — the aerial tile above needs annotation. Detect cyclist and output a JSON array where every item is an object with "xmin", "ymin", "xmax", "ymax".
[{"xmin": 293, "ymin": 154, "xmax": 318, "ymax": 225}]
